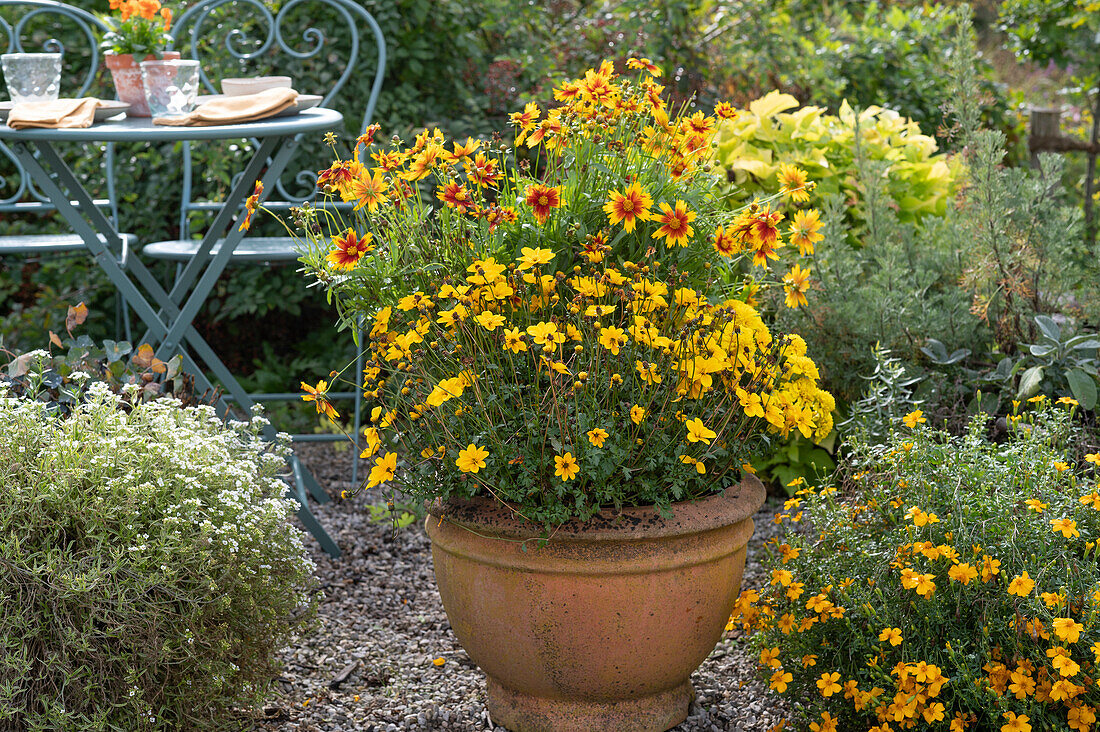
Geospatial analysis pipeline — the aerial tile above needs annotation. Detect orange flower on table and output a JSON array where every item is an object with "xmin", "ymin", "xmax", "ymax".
[
  {"xmin": 603, "ymin": 181, "xmax": 653, "ymax": 232},
  {"xmin": 455, "ymin": 444, "xmax": 489, "ymax": 474},
  {"xmin": 238, "ymin": 180, "xmax": 263, "ymax": 232},
  {"xmin": 300, "ymin": 379, "xmax": 338, "ymax": 420},
  {"xmin": 789, "ymin": 208, "xmax": 823, "ymax": 255},
  {"xmin": 777, "ymin": 163, "xmax": 811, "ymax": 203},
  {"xmin": 366, "ymin": 452, "xmax": 397, "ymax": 489},
  {"xmin": 437, "ymin": 181, "xmax": 474, "ymax": 214},
  {"xmin": 159, "ymin": 5, "xmax": 171, "ymax": 31},
  {"xmin": 650, "ymin": 200, "xmax": 696, "ymax": 248},
  {"xmin": 554, "ymin": 452, "xmax": 579, "ymax": 481},
  {"xmin": 326, "ymin": 229, "xmax": 374, "ymax": 269},
  {"xmin": 523, "ymin": 183, "xmax": 562, "ymax": 225},
  {"xmin": 351, "ymin": 168, "xmax": 389, "ymax": 212},
  {"xmin": 782, "ymin": 264, "xmax": 811, "ymax": 308}
]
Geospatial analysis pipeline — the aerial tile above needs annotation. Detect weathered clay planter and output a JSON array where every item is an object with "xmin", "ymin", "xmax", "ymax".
[
  {"xmin": 425, "ymin": 475, "xmax": 765, "ymax": 732},
  {"xmin": 104, "ymin": 51, "xmax": 180, "ymax": 117}
]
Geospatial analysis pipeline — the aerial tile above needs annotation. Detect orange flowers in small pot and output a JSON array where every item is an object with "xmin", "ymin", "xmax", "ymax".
[{"xmin": 99, "ymin": 0, "xmax": 176, "ymax": 116}]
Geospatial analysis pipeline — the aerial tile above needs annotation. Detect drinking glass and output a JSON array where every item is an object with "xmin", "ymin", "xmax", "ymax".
[
  {"xmin": 1, "ymin": 53, "xmax": 62, "ymax": 104},
  {"xmin": 140, "ymin": 59, "xmax": 200, "ymax": 117}
]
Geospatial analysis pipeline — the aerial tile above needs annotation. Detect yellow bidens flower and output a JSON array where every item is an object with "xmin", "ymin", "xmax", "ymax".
[
  {"xmin": 554, "ymin": 452, "xmax": 579, "ymax": 481},
  {"xmin": 684, "ymin": 417, "xmax": 717, "ymax": 445},
  {"xmin": 630, "ymin": 405, "xmax": 646, "ymax": 424},
  {"xmin": 1052, "ymin": 518, "xmax": 1080, "ymax": 538},
  {"xmin": 455, "ymin": 443, "xmax": 489, "ymax": 474},
  {"xmin": 902, "ymin": 409, "xmax": 926, "ymax": 428},
  {"xmin": 367, "ymin": 452, "xmax": 397, "ymax": 488},
  {"xmin": 878, "ymin": 627, "xmax": 903, "ymax": 646},
  {"xmin": 587, "ymin": 428, "xmax": 609, "ymax": 448},
  {"xmin": 1007, "ymin": 571, "xmax": 1035, "ymax": 597}
]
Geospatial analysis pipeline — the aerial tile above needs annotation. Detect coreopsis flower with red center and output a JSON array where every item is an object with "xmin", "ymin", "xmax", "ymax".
[
  {"xmin": 777, "ymin": 163, "xmax": 811, "ymax": 203},
  {"xmin": 580, "ymin": 67, "xmax": 617, "ymax": 106},
  {"xmin": 508, "ymin": 102, "xmax": 540, "ymax": 145},
  {"xmin": 651, "ymin": 200, "xmax": 696, "ymax": 248},
  {"xmin": 401, "ymin": 143, "xmax": 445, "ymax": 181},
  {"xmin": 317, "ymin": 160, "xmax": 357, "ymax": 194},
  {"xmin": 782, "ymin": 264, "xmax": 811, "ymax": 308},
  {"xmin": 789, "ymin": 208, "xmax": 824, "ymax": 255},
  {"xmin": 713, "ymin": 101, "xmax": 738, "ymax": 119},
  {"xmin": 523, "ymin": 183, "xmax": 562, "ymax": 225},
  {"xmin": 712, "ymin": 226, "xmax": 739, "ymax": 257},
  {"xmin": 525, "ymin": 113, "xmax": 564, "ymax": 148},
  {"xmin": 350, "ymin": 168, "xmax": 389, "ymax": 213},
  {"xmin": 680, "ymin": 111, "xmax": 715, "ymax": 137},
  {"xmin": 437, "ymin": 181, "xmax": 474, "ymax": 214},
  {"xmin": 326, "ymin": 229, "xmax": 374, "ymax": 269},
  {"xmin": 371, "ymin": 149, "xmax": 406, "ymax": 173},
  {"xmin": 238, "ymin": 180, "xmax": 263, "ymax": 231},
  {"xmin": 552, "ymin": 80, "xmax": 581, "ymax": 103},
  {"xmin": 465, "ymin": 153, "xmax": 503, "ymax": 187},
  {"xmin": 355, "ymin": 123, "xmax": 382, "ymax": 150},
  {"xmin": 626, "ymin": 57, "xmax": 662, "ymax": 76},
  {"xmin": 604, "ymin": 182, "xmax": 653, "ymax": 232},
  {"xmin": 581, "ymin": 231, "xmax": 608, "ymax": 263},
  {"xmin": 300, "ymin": 379, "xmax": 338, "ymax": 420}
]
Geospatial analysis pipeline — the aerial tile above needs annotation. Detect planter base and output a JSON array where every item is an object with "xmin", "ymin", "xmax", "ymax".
[{"xmin": 486, "ymin": 677, "xmax": 693, "ymax": 732}]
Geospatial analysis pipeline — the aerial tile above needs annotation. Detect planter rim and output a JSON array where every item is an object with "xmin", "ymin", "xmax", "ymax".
[{"xmin": 428, "ymin": 473, "xmax": 765, "ymax": 543}]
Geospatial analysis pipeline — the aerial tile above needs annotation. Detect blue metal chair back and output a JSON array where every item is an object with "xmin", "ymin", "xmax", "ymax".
[
  {"xmin": 0, "ymin": 0, "xmax": 119, "ymax": 222},
  {"xmin": 167, "ymin": 0, "xmax": 386, "ymax": 239}
]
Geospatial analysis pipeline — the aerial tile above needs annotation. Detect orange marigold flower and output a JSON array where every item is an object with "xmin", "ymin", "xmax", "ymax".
[
  {"xmin": 604, "ymin": 181, "xmax": 653, "ymax": 232},
  {"xmin": 326, "ymin": 228, "xmax": 374, "ymax": 269},
  {"xmin": 523, "ymin": 183, "xmax": 562, "ymax": 225},
  {"xmin": 650, "ymin": 199, "xmax": 696, "ymax": 248}
]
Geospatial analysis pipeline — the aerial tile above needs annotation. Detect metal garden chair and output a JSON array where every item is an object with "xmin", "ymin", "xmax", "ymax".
[
  {"xmin": 1, "ymin": 0, "xmax": 132, "ymax": 340},
  {"xmin": 140, "ymin": 0, "xmax": 386, "ymax": 492}
]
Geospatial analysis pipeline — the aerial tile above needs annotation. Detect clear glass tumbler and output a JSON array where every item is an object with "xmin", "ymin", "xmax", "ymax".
[
  {"xmin": 140, "ymin": 59, "xmax": 200, "ymax": 118},
  {"xmin": 1, "ymin": 53, "xmax": 62, "ymax": 104}
]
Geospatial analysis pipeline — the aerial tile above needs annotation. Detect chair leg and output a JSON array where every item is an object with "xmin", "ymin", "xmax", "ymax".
[
  {"xmin": 289, "ymin": 454, "xmax": 340, "ymax": 558},
  {"xmin": 292, "ymin": 450, "xmax": 331, "ymax": 505}
]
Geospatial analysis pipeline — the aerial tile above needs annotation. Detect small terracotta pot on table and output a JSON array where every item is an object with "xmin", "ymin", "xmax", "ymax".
[
  {"xmin": 426, "ymin": 475, "xmax": 765, "ymax": 732},
  {"xmin": 104, "ymin": 51, "xmax": 181, "ymax": 117}
]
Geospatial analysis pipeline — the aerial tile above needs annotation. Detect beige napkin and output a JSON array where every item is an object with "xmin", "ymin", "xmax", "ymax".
[
  {"xmin": 7, "ymin": 98, "xmax": 99, "ymax": 129},
  {"xmin": 154, "ymin": 87, "xmax": 299, "ymax": 126}
]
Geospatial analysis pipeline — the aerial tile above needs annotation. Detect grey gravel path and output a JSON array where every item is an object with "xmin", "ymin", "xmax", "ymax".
[{"xmin": 249, "ymin": 444, "xmax": 790, "ymax": 732}]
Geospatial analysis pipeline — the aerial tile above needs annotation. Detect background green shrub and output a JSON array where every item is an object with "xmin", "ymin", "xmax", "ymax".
[{"xmin": 0, "ymin": 376, "xmax": 316, "ymax": 731}]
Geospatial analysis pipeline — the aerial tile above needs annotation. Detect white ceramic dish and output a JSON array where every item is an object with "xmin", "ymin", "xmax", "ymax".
[
  {"xmin": 194, "ymin": 93, "xmax": 323, "ymax": 117},
  {"xmin": 0, "ymin": 99, "xmax": 130, "ymax": 122},
  {"xmin": 221, "ymin": 76, "xmax": 292, "ymax": 96}
]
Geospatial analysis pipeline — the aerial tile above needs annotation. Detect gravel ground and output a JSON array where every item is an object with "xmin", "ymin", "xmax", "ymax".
[{"xmin": 249, "ymin": 444, "xmax": 792, "ymax": 732}]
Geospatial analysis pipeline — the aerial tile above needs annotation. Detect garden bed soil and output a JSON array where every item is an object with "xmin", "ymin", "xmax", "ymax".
[{"xmin": 249, "ymin": 443, "xmax": 788, "ymax": 732}]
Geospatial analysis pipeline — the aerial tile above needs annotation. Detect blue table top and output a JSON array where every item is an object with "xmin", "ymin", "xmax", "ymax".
[{"xmin": 0, "ymin": 107, "xmax": 343, "ymax": 141}]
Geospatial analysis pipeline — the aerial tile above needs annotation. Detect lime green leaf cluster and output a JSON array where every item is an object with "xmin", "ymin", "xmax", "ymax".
[{"xmin": 714, "ymin": 91, "xmax": 963, "ymax": 225}]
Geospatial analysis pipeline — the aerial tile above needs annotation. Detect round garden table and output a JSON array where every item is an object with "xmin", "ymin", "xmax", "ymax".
[{"xmin": 0, "ymin": 108, "xmax": 345, "ymax": 554}]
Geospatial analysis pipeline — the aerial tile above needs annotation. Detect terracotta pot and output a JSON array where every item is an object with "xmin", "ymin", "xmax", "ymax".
[
  {"xmin": 104, "ymin": 51, "xmax": 181, "ymax": 117},
  {"xmin": 425, "ymin": 475, "xmax": 765, "ymax": 732}
]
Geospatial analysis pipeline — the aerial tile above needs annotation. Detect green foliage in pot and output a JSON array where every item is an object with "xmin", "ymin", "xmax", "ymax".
[{"xmin": 0, "ymin": 372, "xmax": 316, "ymax": 730}]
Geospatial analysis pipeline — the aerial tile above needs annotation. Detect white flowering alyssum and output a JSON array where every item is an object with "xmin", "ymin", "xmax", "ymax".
[{"xmin": 0, "ymin": 382, "xmax": 317, "ymax": 731}]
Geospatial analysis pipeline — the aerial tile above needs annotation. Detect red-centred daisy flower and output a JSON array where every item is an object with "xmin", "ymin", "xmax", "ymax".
[
  {"xmin": 326, "ymin": 229, "xmax": 375, "ymax": 269},
  {"xmin": 371, "ymin": 149, "xmax": 406, "ymax": 173},
  {"xmin": 350, "ymin": 168, "xmax": 389, "ymax": 213},
  {"xmin": 651, "ymin": 200, "xmax": 696, "ymax": 248},
  {"xmin": 552, "ymin": 80, "xmax": 582, "ymax": 103},
  {"xmin": 581, "ymin": 230, "xmax": 608, "ymax": 263},
  {"xmin": 465, "ymin": 153, "xmax": 503, "ymax": 187},
  {"xmin": 712, "ymin": 225, "xmax": 739, "ymax": 257},
  {"xmin": 301, "ymin": 379, "xmax": 338, "ymax": 420},
  {"xmin": 680, "ymin": 111, "xmax": 715, "ymax": 136},
  {"xmin": 523, "ymin": 183, "xmax": 562, "ymax": 225},
  {"xmin": 626, "ymin": 57, "xmax": 662, "ymax": 76},
  {"xmin": 525, "ymin": 114, "xmax": 563, "ymax": 148},
  {"xmin": 603, "ymin": 181, "xmax": 653, "ymax": 232},
  {"xmin": 789, "ymin": 208, "xmax": 824, "ymax": 255},
  {"xmin": 446, "ymin": 136, "xmax": 480, "ymax": 163},
  {"xmin": 237, "ymin": 180, "xmax": 263, "ymax": 232},
  {"xmin": 437, "ymin": 181, "xmax": 474, "ymax": 214},
  {"xmin": 316, "ymin": 160, "xmax": 357, "ymax": 194},
  {"xmin": 713, "ymin": 101, "xmax": 738, "ymax": 120},
  {"xmin": 355, "ymin": 123, "xmax": 382, "ymax": 150},
  {"xmin": 580, "ymin": 66, "xmax": 617, "ymax": 106}
]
